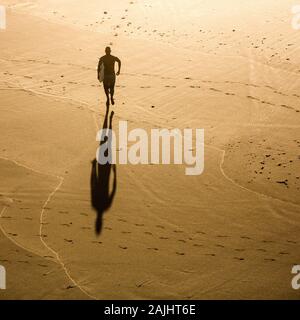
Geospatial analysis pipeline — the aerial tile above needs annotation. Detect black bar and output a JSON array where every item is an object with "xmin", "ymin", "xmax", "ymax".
[{"xmin": 0, "ymin": 300, "xmax": 298, "ymax": 318}]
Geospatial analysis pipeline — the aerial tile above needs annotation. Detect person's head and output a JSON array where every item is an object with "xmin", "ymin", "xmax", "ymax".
[{"xmin": 105, "ymin": 46, "xmax": 111, "ymax": 55}]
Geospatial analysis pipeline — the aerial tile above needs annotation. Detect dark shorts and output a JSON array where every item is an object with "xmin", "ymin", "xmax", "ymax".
[{"xmin": 103, "ymin": 74, "xmax": 116, "ymax": 87}]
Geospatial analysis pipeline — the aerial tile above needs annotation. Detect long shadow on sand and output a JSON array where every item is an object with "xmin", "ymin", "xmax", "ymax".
[{"xmin": 90, "ymin": 107, "xmax": 117, "ymax": 235}]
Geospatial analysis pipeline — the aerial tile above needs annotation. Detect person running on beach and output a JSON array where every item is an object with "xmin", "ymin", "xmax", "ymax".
[{"xmin": 98, "ymin": 47, "xmax": 121, "ymax": 107}]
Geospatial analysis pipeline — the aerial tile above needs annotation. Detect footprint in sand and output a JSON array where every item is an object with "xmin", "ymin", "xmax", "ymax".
[
  {"xmin": 209, "ymin": 87, "xmax": 222, "ymax": 92},
  {"xmin": 217, "ymin": 235, "xmax": 229, "ymax": 238},
  {"xmin": 274, "ymin": 91, "xmax": 288, "ymax": 97},
  {"xmin": 261, "ymin": 100, "xmax": 275, "ymax": 106},
  {"xmin": 61, "ymin": 223, "xmax": 71, "ymax": 227},
  {"xmin": 1, "ymin": 216, "xmax": 12, "ymax": 219},
  {"xmin": 81, "ymin": 226, "xmax": 91, "ymax": 230},
  {"xmin": 92, "ymin": 241, "xmax": 102, "ymax": 245},
  {"xmin": 257, "ymin": 248, "xmax": 267, "ymax": 252},
  {"xmin": 66, "ymin": 285, "xmax": 76, "ymax": 290},
  {"xmin": 264, "ymin": 258, "xmax": 276, "ymax": 262},
  {"xmin": 205, "ymin": 253, "xmax": 216, "ymax": 257},
  {"xmin": 193, "ymin": 244, "xmax": 203, "ymax": 247},
  {"xmin": 287, "ymin": 240, "xmax": 297, "ymax": 244},
  {"xmin": 80, "ymin": 212, "xmax": 88, "ymax": 216},
  {"xmin": 64, "ymin": 239, "xmax": 73, "ymax": 244},
  {"xmin": 8, "ymin": 233, "xmax": 18, "ymax": 237},
  {"xmin": 247, "ymin": 95, "xmax": 260, "ymax": 101},
  {"xmin": 135, "ymin": 223, "xmax": 144, "ymax": 227},
  {"xmin": 240, "ymin": 236, "xmax": 252, "ymax": 240}
]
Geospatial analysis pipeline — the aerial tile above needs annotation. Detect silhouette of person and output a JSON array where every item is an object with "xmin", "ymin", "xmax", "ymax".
[
  {"xmin": 98, "ymin": 47, "xmax": 121, "ymax": 107},
  {"xmin": 90, "ymin": 108, "xmax": 117, "ymax": 235}
]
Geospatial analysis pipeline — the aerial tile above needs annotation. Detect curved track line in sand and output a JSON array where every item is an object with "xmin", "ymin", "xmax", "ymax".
[
  {"xmin": 38, "ymin": 177, "xmax": 97, "ymax": 300},
  {"xmin": 203, "ymin": 143, "xmax": 300, "ymax": 209},
  {"xmin": 0, "ymin": 156, "xmax": 97, "ymax": 300}
]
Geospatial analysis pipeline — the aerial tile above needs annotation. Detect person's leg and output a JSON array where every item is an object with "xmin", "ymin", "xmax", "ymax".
[
  {"xmin": 110, "ymin": 76, "xmax": 116, "ymax": 105},
  {"xmin": 103, "ymin": 82, "xmax": 110, "ymax": 107}
]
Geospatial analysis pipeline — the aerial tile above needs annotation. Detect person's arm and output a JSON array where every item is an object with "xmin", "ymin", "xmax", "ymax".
[
  {"xmin": 115, "ymin": 57, "xmax": 121, "ymax": 76},
  {"xmin": 97, "ymin": 58, "xmax": 102, "ymax": 81}
]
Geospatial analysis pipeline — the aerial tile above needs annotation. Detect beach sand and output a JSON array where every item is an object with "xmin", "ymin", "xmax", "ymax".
[{"xmin": 0, "ymin": 0, "xmax": 299, "ymax": 299}]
